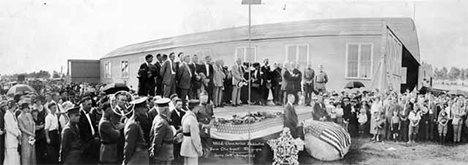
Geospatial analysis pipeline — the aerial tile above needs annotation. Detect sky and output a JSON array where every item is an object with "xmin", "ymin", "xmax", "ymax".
[{"xmin": 0, "ymin": 0, "xmax": 467, "ymax": 75}]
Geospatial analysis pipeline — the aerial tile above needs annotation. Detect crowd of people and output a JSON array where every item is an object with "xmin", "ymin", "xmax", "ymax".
[
  {"xmin": 0, "ymin": 52, "xmax": 467, "ymax": 165},
  {"xmin": 136, "ymin": 52, "xmax": 329, "ymax": 108},
  {"xmin": 283, "ymin": 87, "xmax": 468, "ymax": 146}
]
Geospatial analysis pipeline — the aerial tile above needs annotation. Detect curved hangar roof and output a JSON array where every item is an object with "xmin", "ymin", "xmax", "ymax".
[{"xmin": 102, "ymin": 18, "xmax": 420, "ymax": 63}]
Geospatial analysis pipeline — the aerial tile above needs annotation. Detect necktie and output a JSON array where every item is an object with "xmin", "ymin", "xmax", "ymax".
[{"xmin": 186, "ymin": 63, "xmax": 192, "ymax": 77}]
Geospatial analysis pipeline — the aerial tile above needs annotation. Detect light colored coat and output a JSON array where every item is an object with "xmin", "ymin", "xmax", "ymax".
[
  {"xmin": 180, "ymin": 111, "xmax": 202, "ymax": 158},
  {"xmin": 4, "ymin": 110, "xmax": 21, "ymax": 165},
  {"xmin": 213, "ymin": 64, "xmax": 226, "ymax": 87},
  {"xmin": 231, "ymin": 64, "xmax": 244, "ymax": 85}
]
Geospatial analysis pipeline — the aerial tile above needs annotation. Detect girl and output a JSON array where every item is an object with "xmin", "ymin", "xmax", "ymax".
[
  {"xmin": 437, "ymin": 105, "xmax": 449, "ymax": 144},
  {"xmin": 370, "ymin": 97, "xmax": 382, "ymax": 141},
  {"xmin": 390, "ymin": 110, "xmax": 400, "ymax": 143},
  {"xmin": 408, "ymin": 104, "xmax": 421, "ymax": 144},
  {"xmin": 373, "ymin": 111, "xmax": 385, "ymax": 142},
  {"xmin": 357, "ymin": 106, "xmax": 368, "ymax": 136},
  {"xmin": 335, "ymin": 103, "xmax": 344, "ymax": 128}
]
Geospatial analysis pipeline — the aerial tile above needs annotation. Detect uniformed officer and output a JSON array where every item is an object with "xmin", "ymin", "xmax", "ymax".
[
  {"xmin": 98, "ymin": 102, "xmax": 123, "ymax": 164},
  {"xmin": 193, "ymin": 92, "xmax": 214, "ymax": 157},
  {"xmin": 123, "ymin": 97, "xmax": 150, "ymax": 165},
  {"xmin": 149, "ymin": 98, "xmax": 175, "ymax": 165},
  {"xmin": 60, "ymin": 106, "xmax": 82, "ymax": 165},
  {"xmin": 180, "ymin": 100, "xmax": 203, "ymax": 165}
]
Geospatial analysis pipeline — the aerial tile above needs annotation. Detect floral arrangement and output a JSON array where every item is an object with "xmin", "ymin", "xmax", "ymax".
[{"xmin": 214, "ymin": 111, "xmax": 283, "ymax": 125}]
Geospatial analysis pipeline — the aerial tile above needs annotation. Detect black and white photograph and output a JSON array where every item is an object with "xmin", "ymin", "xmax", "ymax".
[{"xmin": 0, "ymin": 0, "xmax": 467, "ymax": 164}]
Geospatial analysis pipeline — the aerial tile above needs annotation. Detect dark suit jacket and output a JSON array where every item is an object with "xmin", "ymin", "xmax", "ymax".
[
  {"xmin": 160, "ymin": 60, "xmax": 176, "ymax": 85},
  {"xmin": 189, "ymin": 63, "xmax": 201, "ymax": 89},
  {"xmin": 79, "ymin": 108, "xmax": 100, "ymax": 159},
  {"xmin": 170, "ymin": 109, "xmax": 186, "ymax": 131},
  {"xmin": 155, "ymin": 62, "xmax": 163, "ymax": 83},
  {"xmin": 312, "ymin": 102, "xmax": 328, "ymax": 121},
  {"xmin": 283, "ymin": 103, "xmax": 298, "ymax": 138},
  {"xmin": 61, "ymin": 123, "xmax": 82, "ymax": 164},
  {"xmin": 198, "ymin": 63, "xmax": 214, "ymax": 83},
  {"xmin": 272, "ymin": 68, "xmax": 282, "ymax": 87},
  {"xmin": 260, "ymin": 65, "xmax": 271, "ymax": 86},
  {"xmin": 283, "ymin": 70, "xmax": 294, "ymax": 92},
  {"xmin": 177, "ymin": 63, "xmax": 192, "ymax": 90},
  {"xmin": 138, "ymin": 63, "xmax": 156, "ymax": 83}
]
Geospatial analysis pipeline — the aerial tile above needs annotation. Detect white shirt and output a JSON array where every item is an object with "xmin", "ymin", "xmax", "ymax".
[
  {"xmin": 45, "ymin": 113, "xmax": 59, "ymax": 131},
  {"xmin": 205, "ymin": 63, "xmax": 210, "ymax": 77},
  {"xmin": 169, "ymin": 60, "xmax": 175, "ymax": 74},
  {"xmin": 81, "ymin": 108, "xmax": 96, "ymax": 136}
]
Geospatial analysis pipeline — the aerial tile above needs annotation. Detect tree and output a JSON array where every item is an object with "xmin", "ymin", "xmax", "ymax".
[
  {"xmin": 448, "ymin": 67, "xmax": 461, "ymax": 80},
  {"xmin": 52, "ymin": 71, "xmax": 61, "ymax": 78},
  {"xmin": 439, "ymin": 67, "xmax": 448, "ymax": 80}
]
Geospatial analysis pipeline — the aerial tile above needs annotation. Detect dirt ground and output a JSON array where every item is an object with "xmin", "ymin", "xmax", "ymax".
[{"xmin": 201, "ymin": 137, "xmax": 468, "ymax": 165}]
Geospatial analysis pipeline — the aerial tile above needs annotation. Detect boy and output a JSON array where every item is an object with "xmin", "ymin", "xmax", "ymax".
[
  {"xmin": 357, "ymin": 107, "xmax": 368, "ymax": 136},
  {"xmin": 45, "ymin": 102, "xmax": 61, "ymax": 164},
  {"xmin": 390, "ymin": 110, "xmax": 401, "ymax": 143},
  {"xmin": 437, "ymin": 104, "xmax": 449, "ymax": 144},
  {"xmin": 408, "ymin": 104, "xmax": 421, "ymax": 144}
]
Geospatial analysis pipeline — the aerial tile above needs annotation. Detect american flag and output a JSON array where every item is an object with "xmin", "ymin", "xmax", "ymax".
[{"xmin": 304, "ymin": 121, "xmax": 351, "ymax": 158}]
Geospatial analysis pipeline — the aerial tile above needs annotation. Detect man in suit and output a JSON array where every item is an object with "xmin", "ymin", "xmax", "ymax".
[
  {"xmin": 155, "ymin": 54, "xmax": 165, "ymax": 96},
  {"xmin": 198, "ymin": 56, "xmax": 214, "ymax": 103},
  {"xmin": 79, "ymin": 97, "xmax": 100, "ymax": 165},
  {"xmin": 260, "ymin": 59, "xmax": 272, "ymax": 106},
  {"xmin": 60, "ymin": 107, "xmax": 82, "ymax": 165},
  {"xmin": 161, "ymin": 52, "xmax": 177, "ymax": 98},
  {"xmin": 177, "ymin": 55, "xmax": 193, "ymax": 107},
  {"xmin": 312, "ymin": 95, "xmax": 329, "ymax": 121},
  {"xmin": 138, "ymin": 54, "xmax": 157, "ymax": 96},
  {"xmin": 271, "ymin": 63, "xmax": 283, "ymax": 105},
  {"xmin": 284, "ymin": 94, "xmax": 300, "ymax": 138},
  {"xmin": 283, "ymin": 62, "xmax": 294, "ymax": 104},
  {"xmin": 170, "ymin": 99, "xmax": 185, "ymax": 165},
  {"xmin": 292, "ymin": 62, "xmax": 302, "ymax": 105},
  {"xmin": 231, "ymin": 58, "xmax": 245, "ymax": 106},
  {"xmin": 303, "ymin": 63, "xmax": 315, "ymax": 106},
  {"xmin": 189, "ymin": 54, "xmax": 201, "ymax": 100},
  {"xmin": 123, "ymin": 97, "xmax": 150, "ymax": 165},
  {"xmin": 149, "ymin": 98, "xmax": 174, "ymax": 165}
]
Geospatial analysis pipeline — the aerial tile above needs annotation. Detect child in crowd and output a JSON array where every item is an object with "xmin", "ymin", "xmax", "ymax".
[
  {"xmin": 390, "ymin": 110, "xmax": 401, "ymax": 143},
  {"xmin": 335, "ymin": 103, "xmax": 344, "ymax": 128},
  {"xmin": 373, "ymin": 112, "xmax": 385, "ymax": 142},
  {"xmin": 357, "ymin": 107, "xmax": 368, "ymax": 136},
  {"xmin": 408, "ymin": 104, "xmax": 421, "ymax": 144},
  {"xmin": 298, "ymin": 91, "xmax": 305, "ymax": 106},
  {"xmin": 437, "ymin": 104, "xmax": 449, "ymax": 144}
]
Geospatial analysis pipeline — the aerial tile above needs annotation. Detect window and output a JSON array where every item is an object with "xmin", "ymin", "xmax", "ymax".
[
  {"xmin": 105, "ymin": 61, "xmax": 112, "ymax": 78},
  {"xmin": 346, "ymin": 43, "xmax": 373, "ymax": 79},
  {"xmin": 235, "ymin": 47, "xmax": 257, "ymax": 62},
  {"xmin": 121, "ymin": 60, "xmax": 129, "ymax": 78},
  {"xmin": 286, "ymin": 44, "xmax": 309, "ymax": 67}
]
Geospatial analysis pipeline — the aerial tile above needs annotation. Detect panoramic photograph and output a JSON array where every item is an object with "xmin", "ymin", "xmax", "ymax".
[{"xmin": 0, "ymin": 0, "xmax": 467, "ymax": 164}]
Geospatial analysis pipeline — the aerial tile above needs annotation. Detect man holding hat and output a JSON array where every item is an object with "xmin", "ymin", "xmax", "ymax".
[
  {"xmin": 60, "ymin": 106, "xmax": 82, "ymax": 165},
  {"xmin": 149, "ymin": 98, "xmax": 174, "ymax": 165},
  {"xmin": 180, "ymin": 100, "xmax": 203, "ymax": 165},
  {"xmin": 138, "ymin": 54, "xmax": 157, "ymax": 96},
  {"xmin": 123, "ymin": 97, "xmax": 150, "ymax": 165}
]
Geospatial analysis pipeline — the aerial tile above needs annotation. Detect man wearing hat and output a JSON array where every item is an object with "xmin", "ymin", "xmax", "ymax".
[
  {"xmin": 60, "ymin": 107, "xmax": 82, "ymax": 165},
  {"xmin": 180, "ymin": 100, "xmax": 203, "ymax": 165},
  {"xmin": 138, "ymin": 54, "xmax": 157, "ymax": 96},
  {"xmin": 149, "ymin": 98, "xmax": 174, "ymax": 165},
  {"xmin": 98, "ymin": 102, "xmax": 123, "ymax": 164},
  {"xmin": 123, "ymin": 97, "xmax": 150, "ymax": 165}
]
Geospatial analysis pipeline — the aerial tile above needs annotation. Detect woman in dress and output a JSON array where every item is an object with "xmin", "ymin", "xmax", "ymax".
[
  {"xmin": 18, "ymin": 103, "xmax": 37, "ymax": 165},
  {"xmin": 4, "ymin": 100, "xmax": 21, "ymax": 165}
]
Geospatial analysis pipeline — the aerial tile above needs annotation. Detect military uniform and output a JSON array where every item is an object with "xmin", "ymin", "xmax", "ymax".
[
  {"xmin": 60, "ymin": 107, "xmax": 83, "ymax": 165},
  {"xmin": 193, "ymin": 103, "xmax": 214, "ymax": 157},
  {"xmin": 123, "ymin": 97, "xmax": 150, "ymax": 165},
  {"xmin": 149, "ymin": 98, "xmax": 175, "ymax": 165},
  {"xmin": 180, "ymin": 100, "xmax": 203, "ymax": 165}
]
